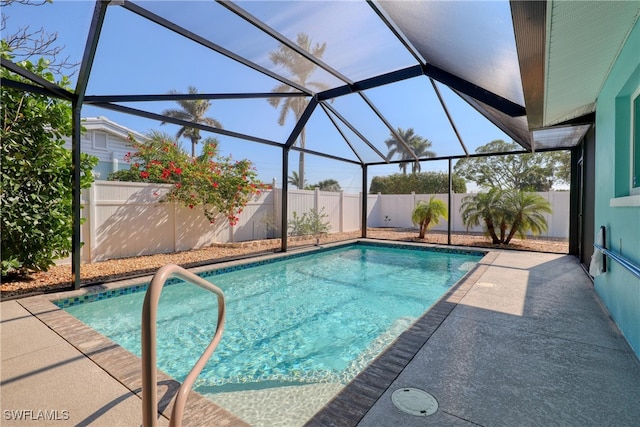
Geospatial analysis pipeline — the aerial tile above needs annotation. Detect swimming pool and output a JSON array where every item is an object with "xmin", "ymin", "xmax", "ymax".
[{"xmin": 58, "ymin": 242, "xmax": 483, "ymax": 424}]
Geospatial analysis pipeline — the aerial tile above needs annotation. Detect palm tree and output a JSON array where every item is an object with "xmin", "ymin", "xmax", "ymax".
[
  {"xmin": 461, "ymin": 189, "xmax": 552, "ymax": 245},
  {"xmin": 460, "ymin": 189, "xmax": 505, "ymax": 244},
  {"xmin": 411, "ymin": 196, "xmax": 448, "ymax": 238},
  {"xmin": 503, "ymin": 191, "xmax": 552, "ymax": 244},
  {"xmin": 287, "ymin": 171, "xmax": 305, "ymax": 189},
  {"xmin": 385, "ymin": 128, "xmax": 435, "ymax": 174},
  {"xmin": 161, "ymin": 86, "xmax": 222, "ymax": 157},
  {"xmin": 268, "ymin": 33, "xmax": 329, "ymax": 188}
]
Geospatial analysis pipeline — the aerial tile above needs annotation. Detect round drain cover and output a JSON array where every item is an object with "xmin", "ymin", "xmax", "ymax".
[{"xmin": 391, "ymin": 388, "xmax": 438, "ymax": 416}]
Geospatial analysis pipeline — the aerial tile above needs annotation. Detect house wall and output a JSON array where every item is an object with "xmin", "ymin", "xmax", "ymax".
[
  {"xmin": 83, "ymin": 130, "xmax": 133, "ymax": 179},
  {"xmin": 63, "ymin": 117, "xmax": 139, "ymax": 180},
  {"xmin": 593, "ymin": 19, "xmax": 640, "ymax": 356}
]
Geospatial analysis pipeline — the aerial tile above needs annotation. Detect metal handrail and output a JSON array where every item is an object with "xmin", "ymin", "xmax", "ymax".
[
  {"xmin": 594, "ymin": 244, "xmax": 640, "ymax": 280},
  {"xmin": 141, "ymin": 264, "xmax": 226, "ymax": 427}
]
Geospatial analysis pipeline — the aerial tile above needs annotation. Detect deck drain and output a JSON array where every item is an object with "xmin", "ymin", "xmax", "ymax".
[{"xmin": 391, "ymin": 388, "xmax": 438, "ymax": 417}]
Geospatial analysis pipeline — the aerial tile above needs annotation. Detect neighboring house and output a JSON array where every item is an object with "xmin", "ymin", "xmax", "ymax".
[{"xmin": 63, "ymin": 116, "xmax": 146, "ymax": 180}]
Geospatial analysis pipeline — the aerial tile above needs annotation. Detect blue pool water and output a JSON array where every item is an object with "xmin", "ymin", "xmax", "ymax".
[{"xmin": 62, "ymin": 243, "xmax": 482, "ymax": 393}]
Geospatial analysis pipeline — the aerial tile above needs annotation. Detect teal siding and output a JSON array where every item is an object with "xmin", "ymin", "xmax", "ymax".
[{"xmin": 594, "ymin": 20, "xmax": 640, "ymax": 357}]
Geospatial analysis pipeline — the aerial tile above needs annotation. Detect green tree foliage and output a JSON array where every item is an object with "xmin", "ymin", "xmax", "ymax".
[
  {"xmin": 411, "ymin": 196, "xmax": 448, "ymax": 238},
  {"xmin": 2, "ymin": 0, "xmax": 79, "ymax": 77},
  {"xmin": 287, "ymin": 208, "xmax": 331, "ymax": 237},
  {"xmin": 460, "ymin": 189, "xmax": 552, "ymax": 245},
  {"xmin": 453, "ymin": 140, "xmax": 570, "ymax": 191},
  {"xmin": 369, "ymin": 172, "xmax": 466, "ymax": 194},
  {"xmin": 1, "ymin": 48, "xmax": 97, "ymax": 276},
  {"xmin": 305, "ymin": 179, "xmax": 341, "ymax": 192},
  {"xmin": 547, "ymin": 151, "xmax": 571, "ymax": 185},
  {"xmin": 108, "ymin": 132, "xmax": 269, "ymax": 226},
  {"xmin": 268, "ymin": 33, "xmax": 329, "ymax": 189},
  {"xmin": 384, "ymin": 128, "xmax": 436, "ymax": 174},
  {"xmin": 161, "ymin": 86, "xmax": 222, "ymax": 158}
]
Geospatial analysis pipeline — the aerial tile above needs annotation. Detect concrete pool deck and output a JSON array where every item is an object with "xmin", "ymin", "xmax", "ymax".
[{"xmin": 2, "ymin": 246, "xmax": 640, "ymax": 426}]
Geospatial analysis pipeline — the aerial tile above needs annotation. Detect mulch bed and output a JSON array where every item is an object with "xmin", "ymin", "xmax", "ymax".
[{"xmin": 0, "ymin": 229, "xmax": 568, "ymax": 299}]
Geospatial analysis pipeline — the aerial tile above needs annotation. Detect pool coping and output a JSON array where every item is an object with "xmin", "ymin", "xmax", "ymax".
[
  {"xmin": 306, "ymin": 246, "xmax": 497, "ymax": 426},
  {"xmin": 16, "ymin": 239, "xmax": 494, "ymax": 426}
]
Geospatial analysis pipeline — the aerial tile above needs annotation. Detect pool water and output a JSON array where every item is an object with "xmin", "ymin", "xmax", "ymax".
[{"xmin": 63, "ymin": 244, "xmax": 481, "ymax": 394}]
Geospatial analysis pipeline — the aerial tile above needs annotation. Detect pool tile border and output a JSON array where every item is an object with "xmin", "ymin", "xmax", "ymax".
[
  {"xmin": 20, "ymin": 239, "xmax": 493, "ymax": 426},
  {"xmin": 51, "ymin": 239, "xmax": 485, "ymax": 309}
]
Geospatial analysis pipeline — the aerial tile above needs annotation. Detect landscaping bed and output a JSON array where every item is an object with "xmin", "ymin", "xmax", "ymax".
[{"xmin": 0, "ymin": 229, "xmax": 568, "ymax": 299}]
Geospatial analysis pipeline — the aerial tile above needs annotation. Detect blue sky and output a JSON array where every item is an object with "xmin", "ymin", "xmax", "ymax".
[{"xmin": 4, "ymin": 0, "xmax": 515, "ymax": 192}]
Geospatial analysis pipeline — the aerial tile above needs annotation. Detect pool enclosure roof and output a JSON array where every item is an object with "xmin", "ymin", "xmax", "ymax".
[
  {"xmin": 6, "ymin": 1, "xmax": 637, "ymax": 166},
  {"xmin": 4, "ymin": 1, "xmax": 639, "ymax": 289}
]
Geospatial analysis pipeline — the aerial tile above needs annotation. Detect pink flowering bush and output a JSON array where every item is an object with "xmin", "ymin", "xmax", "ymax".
[{"xmin": 109, "ymin": 131, "xmax": 270, "ymax": 225}]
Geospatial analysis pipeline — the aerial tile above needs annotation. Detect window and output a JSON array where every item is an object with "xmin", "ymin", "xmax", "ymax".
[
  {"xmin": 632, "ymin": 87, "xmax": 640, "ymax": 195},
  {"xmin": 610, "ymin": 72, "xmax": 640, "ymax": 206},
  {"xmin": 93, "ymin": 132, "xmax": 107, "ymax": 150}
]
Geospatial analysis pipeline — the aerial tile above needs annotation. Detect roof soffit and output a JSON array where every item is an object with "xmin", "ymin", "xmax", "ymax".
[{"xmin": 543, "ymin": 0, "xmax": 640, "ymax": 127}]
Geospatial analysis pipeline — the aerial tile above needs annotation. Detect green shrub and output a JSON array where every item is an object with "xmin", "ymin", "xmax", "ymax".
[
  {"xmin": 369, "ymin": 172, "xmax": 466, "ymax": 194},
  {"xmin": 108, "ymin": 133, "xmax": 270, "ymax": 226},
  {"xmin": 1, "ymin": 51, "xmax": 97, "ymax": 276},
  {"xmin": 287, "ymin": 208, "xmax": 331, "ymax": 237}
]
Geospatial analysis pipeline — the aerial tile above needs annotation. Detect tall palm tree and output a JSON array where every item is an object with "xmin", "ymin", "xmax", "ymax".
[
  {"xmin": 268, "ymin": 33, "xmax": 329, "ymax": 188},
  {"xmin": 385, "ymin": 128, "xmax": 435, "ymax": 174},
  {"xmin": 161, "ymin": 86, "xmax": 222, "ymax": 157}
]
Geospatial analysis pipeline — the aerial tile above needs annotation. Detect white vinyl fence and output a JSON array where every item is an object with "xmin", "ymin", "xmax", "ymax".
[
  {"xmin": 72, "ymin": 181, "xmax": 569, "ymax": 263},
  {"xmin": 366, "ymin": 192, "xmax": 570, "ymax": 236}
]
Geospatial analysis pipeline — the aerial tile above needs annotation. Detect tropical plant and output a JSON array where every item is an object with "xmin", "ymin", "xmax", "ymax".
[
  {"xmin": 287, "ymin": 208, "xmax": 331, "ymax": 238},
  {"xmin": 161, "ymin": 86, "xmax": 222, "ymax": 158},
  {"xmin": 385, "ymin": 128, "xmax": 435, "ymax": 174},
  {"xmin": 453, "ymin": 140, "xmax": 569, "ymax": 191},
  {"xmin": 287, "ymin": 171, "xmax": 306, "ymax": 189},
  {"xmin": 1, "ymin": 49, "xmax": 97, "ymax": 276},
  {"xmin": 460, "ymin": 189, "xmax": 552, "ymax": 245},
  {"xmin": 411, "ymin": 196, "xmax": 448, "ymax": 239},
  {"xmin": 502, "ymin": 191, "xmax": 553, "ymax": 243},
  {"xmin": 268, "ymin": 33, "xmax": 329, "ymax": 189},
  {"xmin": 460, "ymin": 189, "xmax": 506, "ymax": 244},
  {"xmin": 108, "ymin": 132, "xmax": 270, "ymax": 226}
]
